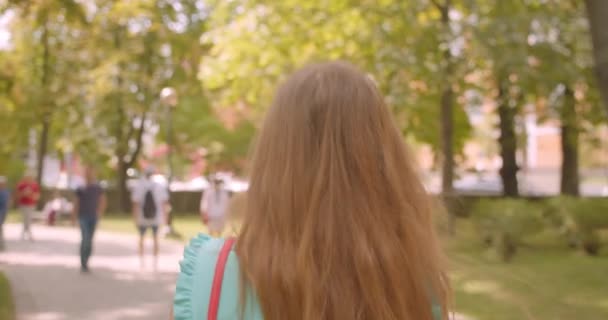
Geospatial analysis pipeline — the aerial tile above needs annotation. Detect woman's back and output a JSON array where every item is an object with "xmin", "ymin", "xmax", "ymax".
[
  {"xmin": 174, "ymin": 61, "xmax": 449, "ymax": 320},
  {"xmin": 173, "ymin": 235, "xmax": 442, "ymax": 320}
]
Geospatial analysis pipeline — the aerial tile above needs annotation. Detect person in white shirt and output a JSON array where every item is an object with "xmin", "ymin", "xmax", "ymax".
[
  {"xmin": 131, "ymin": 168, "xmax": 168, "ymax": 269},
  {"xmin": 200, "ymin": 176, "xmax": 231, "ymax": 237}
]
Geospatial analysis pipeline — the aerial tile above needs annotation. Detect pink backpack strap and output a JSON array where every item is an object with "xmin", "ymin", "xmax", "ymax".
[{"xmin": 207, "ymin": 238, "xmax": 236, "ymax": 320}]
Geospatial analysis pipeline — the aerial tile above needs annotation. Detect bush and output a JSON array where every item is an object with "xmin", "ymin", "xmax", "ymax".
[
  {"xmin": 569, "ymin": 199, "xmax": 608, "ymax": 231},
  {"xmin": 543, "ymin": 197, "xmax": 580, "ymax": 247},
  {"xmin": 0, "ymin": 272, "xmax": 14, "ymax": 320},
  {"xmin": 471, "ymin": 199, "xmax": 544, "ymax": 262},
  {"xmin": 544, "ymin": 197, "xmax": 608, "ymax": 255}
]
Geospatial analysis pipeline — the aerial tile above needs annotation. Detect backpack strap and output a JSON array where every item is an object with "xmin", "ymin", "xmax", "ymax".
[{"xmin": 207, "ymin": 238, "xmax": 236, "ymax": 320}]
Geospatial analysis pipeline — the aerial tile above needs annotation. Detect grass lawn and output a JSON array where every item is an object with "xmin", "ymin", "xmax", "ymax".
[
  {"xmin": 448, "ymin": 221, "xmax": 608, "ymax": 320},
  {"xmin": 4, "ymin": 210, "xmax": 234, "ymax": 242},
  {"xmin": 0, "ymin": 272, "xmax": 15, "ymax": 320},
  {"xmin": 67, "ymin": 214, "xmax": 608, "ymax": 319},
  {"xmin": 99, "ymin": 214, "xmax": 238, "ymax": 243}
]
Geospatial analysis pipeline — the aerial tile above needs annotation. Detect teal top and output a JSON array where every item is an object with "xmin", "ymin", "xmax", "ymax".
[
  {"xmin": 173, "ymin": 234, "xmax": 442, "ymax": 320},
  {"xmin": 173, "ymin": 235, "xmax": 264, "ymax": 320}
]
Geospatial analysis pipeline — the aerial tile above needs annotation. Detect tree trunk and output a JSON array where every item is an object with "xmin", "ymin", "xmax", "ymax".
[
  {"xmin": 112, "ymin": 27, "xmax": 131, "ymax": 213},
  {"xmin": 117, "ymin": 160, "xmax": 131, "ymax": 213},
  {"xmin": 36, "ymin": 17, "xmax": 51, "ymax": 191},
  {"xmin": 440, "ymin": 85, "xmax": 455, "ymax": 195},
  {"xmin": 560, "ymin": 87, "xmax": 580, "ymax": 196},
  {"xmin": 36, "ymin": 117, "xmax": 50, "ymax": 189},
  {"xmin": 585, "ymin": 0, "xmax": 608, "ymax": 115},
  {"xmin": 440, "ymin": 87, "xmax": 455, "ymax": 196},
  {"xmin": 435, "ymin": 0, "xmax": 456, "ymax": 234},
  {"xmin": 497, "ymin": 82, "xmax": 519, "ymax": 197}
]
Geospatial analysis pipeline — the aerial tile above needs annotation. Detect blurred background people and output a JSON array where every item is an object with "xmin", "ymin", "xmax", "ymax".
[
  {"xmin": 131, "ymin": 168, "xmax": 168, "ymax": 270},
  {"xmin": 199, "ymin": 175, "xmax": 230, "ymax": 237},
  {"xmin": 16, "ymin": 171, "xmax": 39, "ymax": 241},
  {"xmin": 73, "ymin": 167, "xmax": 106, "ymax": 273},
  {"xmin": 0, "ymin": 176, "xmax": 10, "ymax": 251}
]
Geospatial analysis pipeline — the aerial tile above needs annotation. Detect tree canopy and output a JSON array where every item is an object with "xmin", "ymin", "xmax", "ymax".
[{"xmin": 0, "ymin": 0, "xmax": 604, "ymax": 199}]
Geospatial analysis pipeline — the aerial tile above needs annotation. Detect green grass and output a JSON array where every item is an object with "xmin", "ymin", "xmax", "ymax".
[
  {"xmin": 99, "ymin": 214, "xmax": 239, "ymax": 243},
  {"xmin": 92, "ymin": 215, "xmax": 608, "ymax": 319},
  {"xmin": 4, "ymin": 210, "xmax": 225, "ymax": 242},
  {"xmin": 4, "ymin": 211, "xmax": 21, "ymax": 224},
  {"xmin": 449, "ymin": 221, "xmax": 608, "ymax": 320},
  {"xmin": 0, "ymin": 272, "xmax": 15, "ymax": 320}
]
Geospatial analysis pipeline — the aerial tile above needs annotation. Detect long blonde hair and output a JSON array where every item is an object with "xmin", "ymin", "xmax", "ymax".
[{"xmin": 236, "ymin": 61, "xmax": 449, "ymax": 320}]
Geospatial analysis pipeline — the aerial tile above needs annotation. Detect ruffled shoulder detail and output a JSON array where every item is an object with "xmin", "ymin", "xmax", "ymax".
[{"xmin": 173, "ymin": 233, "xmax": 213, "ymax": 320}]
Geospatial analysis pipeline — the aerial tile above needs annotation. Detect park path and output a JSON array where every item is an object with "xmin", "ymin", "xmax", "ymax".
[
  {"xmin": 0, "ymin": 223, "xmax": 473, "ymax": 320},
  {"xmin": 0, "ymin": 223, "xmax": 185, "ymax": 320}
]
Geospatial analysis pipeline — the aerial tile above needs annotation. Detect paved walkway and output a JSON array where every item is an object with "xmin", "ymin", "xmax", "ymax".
[
  {"xmin": 0, "ymin": 223, "xmax": 185, "ymax": 320},
  {"xmin": 0, "ymin": 223, "xmax": 472, "ymax": 320}
]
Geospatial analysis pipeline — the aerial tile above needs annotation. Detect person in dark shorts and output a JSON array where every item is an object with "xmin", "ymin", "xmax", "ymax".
[
  {"xmin": 131, "ymin": 168, "xmax": 168, "ymax": 270},
  {"xmin": 73, "ymin": 167, "xmax": 106, "ymax": 273}
]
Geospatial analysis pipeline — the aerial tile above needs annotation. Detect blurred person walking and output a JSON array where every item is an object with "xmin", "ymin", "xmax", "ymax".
[
  {"xmin": 73, "ymin": 167, "xmax": 106, "ymax": 273},
  {"xmin": 131, "ymin": 168, "xmax": 168, "ymax": 270},
  {"xmin": 0, "ymin": 176, "xmax": 10, "ymax": 251},
  {"xmin": 172, "ymin": 62, "xmax": 449, "ymax": 320},
  {"xmin": 16, "ymin": 171, "xmax": 39, "ymax": 241},
  {"xmin": 199, "ymin": 176, "xmax": 230, "ymax": 237}
]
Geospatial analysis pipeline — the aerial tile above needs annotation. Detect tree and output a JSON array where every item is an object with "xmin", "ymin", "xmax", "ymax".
[
  {"xmin": 430, "ymin": 0, "xmax": 456, "ymax": 200},
  {"xmin": 84, "ymin": 0, "xmax": 211, "ymax": 211},
  {"xmin": 201, "ymin": 0, "xmax": 472, "ymax": 172},
  {"xmin": 470, "ymin": 0, "xmax": 546, "ymax": 197},
  {"xmin": 2, "ymin": 1, "xmax": 236, "ymax": 211},
  {"xmin": 3, "ymin": 0, "xmax": 87, "ymax": 191},
  {"xmin": 528, "ymin": 1, "xmax": 597, "ymax": 196},
  {"xmin": 585, "ymin": 0, "xmax": 608, "ymax": 115},
  {"xmin": 197, "ymin": 1, "xmax": 476, "ymax": 234},
  {"xmin": 0, "ymin": 50, "xmax": 28, "ymax": 183},
  {"xmin": 477, "ymin": 1, "xmax": 536, "ymax": 197},
  {"xmin": 470, "ymin": 0, "xmax": 601, "ymax": 197},
  {"xmin": 559, "ymin": 86, "xmax": 579, "ymax": 195}
]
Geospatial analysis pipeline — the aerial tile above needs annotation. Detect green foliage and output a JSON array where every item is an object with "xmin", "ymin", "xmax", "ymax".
[
  {"xmin": 200, "ymin": 0, "xmax": 473, "ymax": 152},
  {"xmin": 0, "ymin": 272, "xmax": 15, "ymax": 320},
  {"xmin": 470, "ymin": 197, "xmax": 608, "ymax": 258},
  {"xmin": 0, "ymin": 0, "xmax": 91, "ymax": 184},
  {"xmin": 0, "ymin": 0, "xmax": 604, "ymax": 190},
  {"xmin": 0, "ymin": 53, "xmax": 27, "ymax": 179},
  {"xmin": 545, "ymin": 197, "xmax": 608, "ymax": 231},
  {"xmin": 545, "ymin": 196, "xmax": 608, "ymax": 255},
  {"xmin": 471, "ymin": 199, "xmax": 544, "ymax": 261},
  {"xmin": 568, "ymin": 199, "xmax": 608, "ymax": 231},
  {"xmin": 585, "ymin": 0, "xmax": 608, "ymax": 115},
  {"xmin": 0, "ymin": 1, "xmax": 223, "ymax": 180},
  {"xmin": 472, "ymin": 199, "xmax": 545, "ymax": 241}
]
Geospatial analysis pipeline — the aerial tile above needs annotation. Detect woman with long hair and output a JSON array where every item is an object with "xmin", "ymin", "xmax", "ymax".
[{"xmin": 173, "ymin": 61, "xmax": 450, "ymax": 320}]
